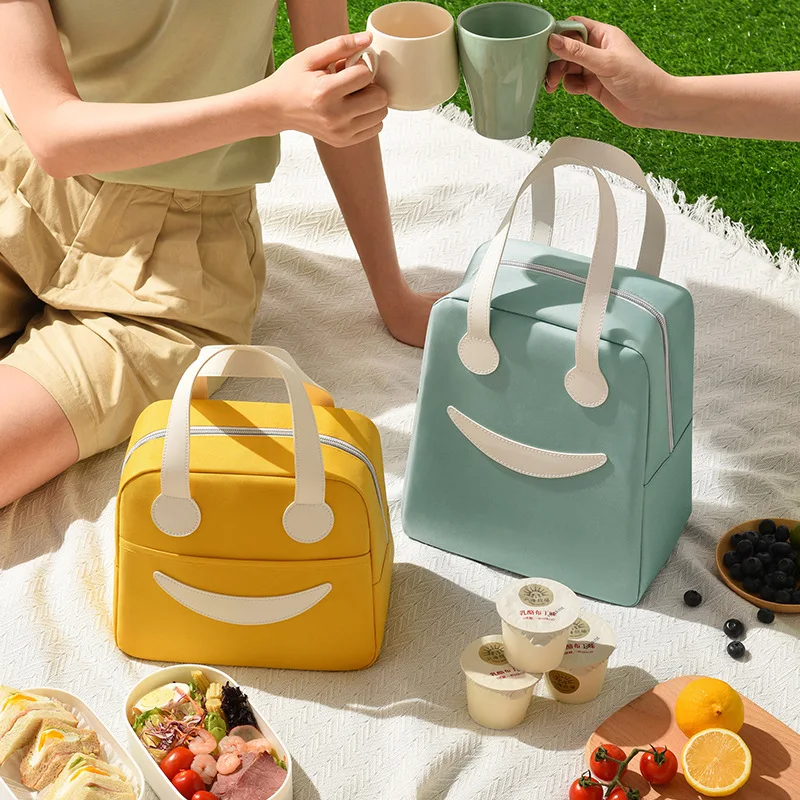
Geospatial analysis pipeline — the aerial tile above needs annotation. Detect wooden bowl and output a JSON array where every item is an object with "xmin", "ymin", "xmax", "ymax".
[{"xmin": 716, "ymin": 518, "xmax": 800, "ymax": 613}]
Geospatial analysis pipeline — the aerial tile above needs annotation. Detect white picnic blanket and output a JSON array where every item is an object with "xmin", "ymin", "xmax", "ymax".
[{"xmin": 2, "ymin": 108, "xmax": 799, "ymax": 800}]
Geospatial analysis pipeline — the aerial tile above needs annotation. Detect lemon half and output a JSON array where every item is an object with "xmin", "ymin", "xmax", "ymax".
[
  {"xmin": 681, "ymin": 728, "xmax": 752, "ymax": 797},
  {"xmin": 675, "ymin": 677, "xmax": 744, "ymax": 738}
]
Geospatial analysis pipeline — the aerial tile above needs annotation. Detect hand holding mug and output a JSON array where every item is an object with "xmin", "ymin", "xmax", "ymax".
[
  {"xmin": 264, "ymin": 33, "xmax": 388, "ymax": 147},
  {"xmin": 545, "ymin": 16, "xmax": 675, "ymax": 129}
]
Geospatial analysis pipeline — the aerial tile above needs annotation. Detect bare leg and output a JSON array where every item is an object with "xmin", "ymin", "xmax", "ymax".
[{"xmin": 0, "ymin": 365, "xmax": 79, "ymax": 509}]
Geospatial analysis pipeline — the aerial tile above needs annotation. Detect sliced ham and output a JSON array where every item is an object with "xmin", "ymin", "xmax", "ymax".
[{"xmin": 210, "ymin": 752, "xmax": 286, "ymax": 800}]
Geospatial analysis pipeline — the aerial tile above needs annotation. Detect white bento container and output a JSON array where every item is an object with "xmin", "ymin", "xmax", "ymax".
[
  {"xmin": 123, "ymin": 665, "xmax": 292, "ymax": 800},
  {"xmin": 0, "ymin": 688, "xmax": 145, "ymax": 800}
]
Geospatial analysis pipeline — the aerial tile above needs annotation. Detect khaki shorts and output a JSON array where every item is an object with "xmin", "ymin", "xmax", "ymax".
[{"xmin": 0, "ymin": 114, "xmax": 266, "ymax": 459}]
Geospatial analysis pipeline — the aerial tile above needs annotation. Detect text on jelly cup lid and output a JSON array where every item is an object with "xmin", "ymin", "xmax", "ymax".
[
  {"xmin": 494, "ymin": 577, "xmax": 581, "ymax": 634},
  {"xmin": 460, "ymin": 635, "xmax": 540, "ymax": 692},
  {"xmin": 557, "ymin": 612, "xmax": 616, "ymax": 668}
]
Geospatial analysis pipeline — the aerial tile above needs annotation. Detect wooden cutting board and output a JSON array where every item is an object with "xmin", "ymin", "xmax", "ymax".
[{"xmin": 585, "ymin": 676, "xmax": 800, "ymax": 800}]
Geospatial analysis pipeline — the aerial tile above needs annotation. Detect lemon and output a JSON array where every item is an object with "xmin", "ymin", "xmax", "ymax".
[
  {"xmin": 681, "ymin": 728, "xmax": 752, "ymax": 796},
  {"xmin": 675, "ymin": 678, "xmax": 744, "ymax": 738}
]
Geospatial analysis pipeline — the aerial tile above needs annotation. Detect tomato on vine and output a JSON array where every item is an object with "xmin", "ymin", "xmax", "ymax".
[
  {"xmin": 589, "ymin": 744, "xmax": 628, "ymax": 782},
  {"xmin": 568, "ymin": 773, "xmax": 603, "ymax": 800},
  {"xmin": 640, "ymin": 746, "xmax": 678, "ymax": 785},
  {"xmin": 608, "ymin": 788, "xmax": 640, "ymax": 800}
]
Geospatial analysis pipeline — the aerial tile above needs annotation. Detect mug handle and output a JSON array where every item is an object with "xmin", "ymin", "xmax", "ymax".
[
  {"xmin": 548, "ymin": 20, "xmax": 588, "ymax": 63},
  {"xmin": 341, "ymin": 46, "xmax": 380, "ymax": 78}
]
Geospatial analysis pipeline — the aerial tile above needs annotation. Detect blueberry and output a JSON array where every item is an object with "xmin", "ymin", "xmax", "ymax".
[
  {"xmin": 791, "ymin": 590, "xmax": 800, "ymax": 605},
  {"xmin": 729, "ymin": 563, "xmax": 744, "ymax": 581},
  {"xmin": 723, "ymin": 550, "xmax": 741, "ymax": 568},
  {"xmin": 762, "ymin": 533, "xmax": 776, "ymax": 548},
  {"xmin": 736, "ymin": 540, "xmax": 755, "ymax": 557},
  {"xmin": 771, "ymin": 541, "xmax": 792, "ymax": 559},
  {"xmin": 724, "ymin": 618, "xmax": 745, "ymax": 638},
  {"xmin": 755, "ymin": 538, "xmax": 770, "ymax": 554},
  {"xmin": 771, "ymin": 572, "xmax": 790, "ymax": 590},
  {"xmin": 683, "ymin": 590, "xmax": 702, "ymax": 607},
  {"xmin": 759, "ymin": 519, "xmax": 777, "ymax": 536},
  {"xmin": 777, "ymin": 557, "xmax": 797, "ymax": 575},
  {"xmin": 742, "ymin": 575, "xmax": 762, "ymax": 594},
  {"xmin": 744, "ymin": 529, "xmax": 760, "ymax": 544},
  {"xmin": 730, "ymin": 532, "xmax": 745, "ymax": 548},
  {"xmin": 741, "ymin": 556, "xmax": 762, "ymax": 576},
  {"xmin": 759, "ymin": 585, "xmax": 776, "ymax": 601},
  {"xmin": 774, "ymin": 589, "xmax": 792, "ymax": 604},
  {"xmin": 757, "ymin": 552, "xmax": 774, "ymax": 569},
  {"xmin": 727, "ymin": 640, "xmax": 746, "ymax": 659},
  {"xmin": 775, "ymin": 524, "xmax": 790, "ymax": 542},
  {"xmin": 758, "ymin": 607, "xmax": 775, "ymax": 624}
]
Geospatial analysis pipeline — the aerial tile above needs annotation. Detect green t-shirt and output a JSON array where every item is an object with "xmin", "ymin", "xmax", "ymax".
[{"xmin": 42, "ymin": 0, "xmax": 281, "ymax": 189}]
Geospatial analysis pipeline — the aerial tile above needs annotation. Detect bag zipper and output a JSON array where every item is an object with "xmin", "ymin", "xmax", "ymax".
[
  {"xmin": 123, "ymin": 426, "xmax": 388, "ymax": 541},
  {"xmin": 502, "ymin": 259, "xmax": 675, "ymax": 451}
]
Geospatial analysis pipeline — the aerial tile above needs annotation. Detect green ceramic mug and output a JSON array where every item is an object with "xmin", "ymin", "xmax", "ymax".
[{"xmin": 457, "ymin": 3, "xmax": 587, "ymax": 139}]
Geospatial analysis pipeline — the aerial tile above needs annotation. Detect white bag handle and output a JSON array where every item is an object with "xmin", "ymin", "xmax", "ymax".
[
  {"xmin": 460, "ymin": 139, "xmax": 666, "ymax": 408},
  {"xmin": 151, "ymin": 344, "xmax": 335, "ymax": 543},
  {"xmin": 529, "ymin": 137, "xmax": 665, "ymax": 277}
]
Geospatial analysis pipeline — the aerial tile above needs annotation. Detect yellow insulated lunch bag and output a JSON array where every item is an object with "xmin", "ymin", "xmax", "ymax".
[{"xmin": 114, "ymin": 344, "xmax": 393, "ymax": 670}]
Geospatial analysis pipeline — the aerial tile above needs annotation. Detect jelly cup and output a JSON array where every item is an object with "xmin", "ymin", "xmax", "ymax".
[
  {"xmin": 495, "ymin": 578, "xmax": 581, "ymax": 673},
  {"xmin": 460, "ymin": 635, "xmax": 540, "ymax": 730},
  {"xmin": 544, "ymin": 612, "xmax": 616, "ymax": 704}
]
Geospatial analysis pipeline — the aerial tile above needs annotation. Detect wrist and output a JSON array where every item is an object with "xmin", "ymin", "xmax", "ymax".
[
  {"xmin": 648, "ymin": 73, "xmax": 693, "ymax": 132},
  {"xmin": 236, "ymin": 78, "xmax": 285, "ymax": 138}
]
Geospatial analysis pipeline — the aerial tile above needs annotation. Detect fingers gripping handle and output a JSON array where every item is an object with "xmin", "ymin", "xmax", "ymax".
[
  {"xmin": 459, "ymin": 154, "xmax": 619, "ymax": 407},
  {"xmin": 341, "ymin": 47, "xmax": 380, "ymax": 77},
  {"xmin": 529, "ymin": 137, "xmax": 665, "ymax": 277},
  {"xmin": 151, "ymin": 344, "xmax": 334, "ymax": 542},
  {"xmin": 547, "ymin": 20, "xmax": 588, "ymax": 64}
]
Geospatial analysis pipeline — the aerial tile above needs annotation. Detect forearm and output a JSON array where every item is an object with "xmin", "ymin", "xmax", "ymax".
[
  {"xmin": 286, "ymin": 0, "xmax": 403, "ymax": 303},
  {"xmin": 15, "ymin": 87, "xmax": 270, "ymax": 179},
  {"xmin": 659, "ymin": 72, "xmax": 800, "ymax": 141},
  {"xmin": 316, "ymin": 139, "xmax": 404, "ymax": 298}
]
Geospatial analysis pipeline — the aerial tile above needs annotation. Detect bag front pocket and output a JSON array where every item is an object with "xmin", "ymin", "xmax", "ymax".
[{"xmin": 115, "ymin": 540, "xmax": 378, "ymax": 671}]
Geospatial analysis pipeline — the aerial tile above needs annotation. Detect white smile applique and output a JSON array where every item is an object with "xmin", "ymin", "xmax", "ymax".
[
  {"xmin": 153, "ymin": 572, "xmax": 332, "ymax": 626},
  {"xmin": 447, "ymin": 406, "xmax": 607, "ymax": 479}
]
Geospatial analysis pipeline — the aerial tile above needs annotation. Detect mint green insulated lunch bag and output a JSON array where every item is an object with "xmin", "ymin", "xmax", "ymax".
[{"xmin": 403, "ymin": 138, "xmax": 693, "ymax": 606}]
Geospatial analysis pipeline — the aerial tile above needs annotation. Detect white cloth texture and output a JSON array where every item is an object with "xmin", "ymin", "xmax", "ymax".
[{"xmin": 1, "ymin": 108, "xmax": 799, "ymax": 800}]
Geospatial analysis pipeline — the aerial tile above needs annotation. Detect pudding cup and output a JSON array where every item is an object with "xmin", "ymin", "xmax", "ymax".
[
  {"xmin": 545, "ymin": 612, "xmax": 616, "ymax": 704},
  {"xmin": 495, "ymin": 578, "xmax": 581, "ymax": 673},
  {"xmin": 460, "ymin": 635, "xmax": 540, "ymax": 730}
]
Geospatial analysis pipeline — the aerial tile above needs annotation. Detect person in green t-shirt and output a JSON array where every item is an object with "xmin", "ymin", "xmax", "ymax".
[{"xmin": 0, "ymin": 0, "xmax": 442, "ymax": 507}]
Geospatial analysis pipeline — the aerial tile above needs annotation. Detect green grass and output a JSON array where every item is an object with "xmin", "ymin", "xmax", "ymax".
[{"xmin": 274, "ymin": 1, "xmax": 800, "ymax": 258}]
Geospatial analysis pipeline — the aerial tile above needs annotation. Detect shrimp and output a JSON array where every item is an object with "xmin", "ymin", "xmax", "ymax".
[
  {"xmin": 190, "ymin": 754, "xmax": 217, "ymax": 785},
  {"xmin": 216, "ymin": 753, "xmax": 241, "ymax": 775},
  {"xmin": 244, "ymin": 738, "xmax": 273, "ymax": 755},
  {"xmin": 188, "ymin": 729, "xmax": 218, "ymax": 755},
  {"xmin": 218, "ymin": 735, "xmax": 247, "ymax": 755}
]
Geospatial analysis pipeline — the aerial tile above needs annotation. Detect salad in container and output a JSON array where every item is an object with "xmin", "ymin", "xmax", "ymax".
[{"xmin": 124, "ymin": 666, "xmax": 291, "ymax": 800}]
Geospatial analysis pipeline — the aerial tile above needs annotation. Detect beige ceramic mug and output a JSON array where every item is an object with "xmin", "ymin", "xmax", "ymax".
[{"xmin": 347, "ymin": 1, "xmax": 460, "ymax": 111}]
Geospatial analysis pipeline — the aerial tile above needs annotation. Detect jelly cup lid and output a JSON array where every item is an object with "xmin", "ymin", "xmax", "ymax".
[
  {"xmin": 460, "ymin": 635, "xmax": 540, "ymax": 691},
  {"xmin": 495, "ymin": 578, "xmax": 581, "ymax": 634},
  {"xmin": 557, "ymin": 612, "xmax": 616, "ymax": 668}
]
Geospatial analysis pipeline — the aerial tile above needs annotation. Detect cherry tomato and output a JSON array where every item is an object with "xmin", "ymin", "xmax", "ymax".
[
  {"xmin": 569, "ymin": 775, "xmax": 603, "ymax": 800},
  {"xmin": 589, "ymin": 744, "xmax": 628, "ymax": 782},
  {"xmin": 191, "ymin": 793, "xmax": 219, "ymax": 800},
  {"xmin": 608, "ymin": 789, "xmax": 634, "ymax": 800},
  {"xmin": 160, "ymin": 749, "xmax": 195, "ymax": 781},
  {"xmin": 640, "ymin": 747, "xmax": 678, "ymax": 785},
  {"xmin": 172, "ymin": 770, "xmax": 206, "ymax": 799}
]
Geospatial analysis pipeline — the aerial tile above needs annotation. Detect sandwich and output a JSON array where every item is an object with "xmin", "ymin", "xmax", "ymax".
[
  {"xmin": 0, "ymin": 689, "xmax": 74, "ymax": 737},
  {"xmin": 0, "ymin": 708, "xmax": 79, "ymax": 765},
  {"xmin": 39, "ymin": 754, "xmax": 136, "ymax": 800},
  {"xmin": 20, "ymin": 723, "xmax": 102, "ymax": 790}
]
